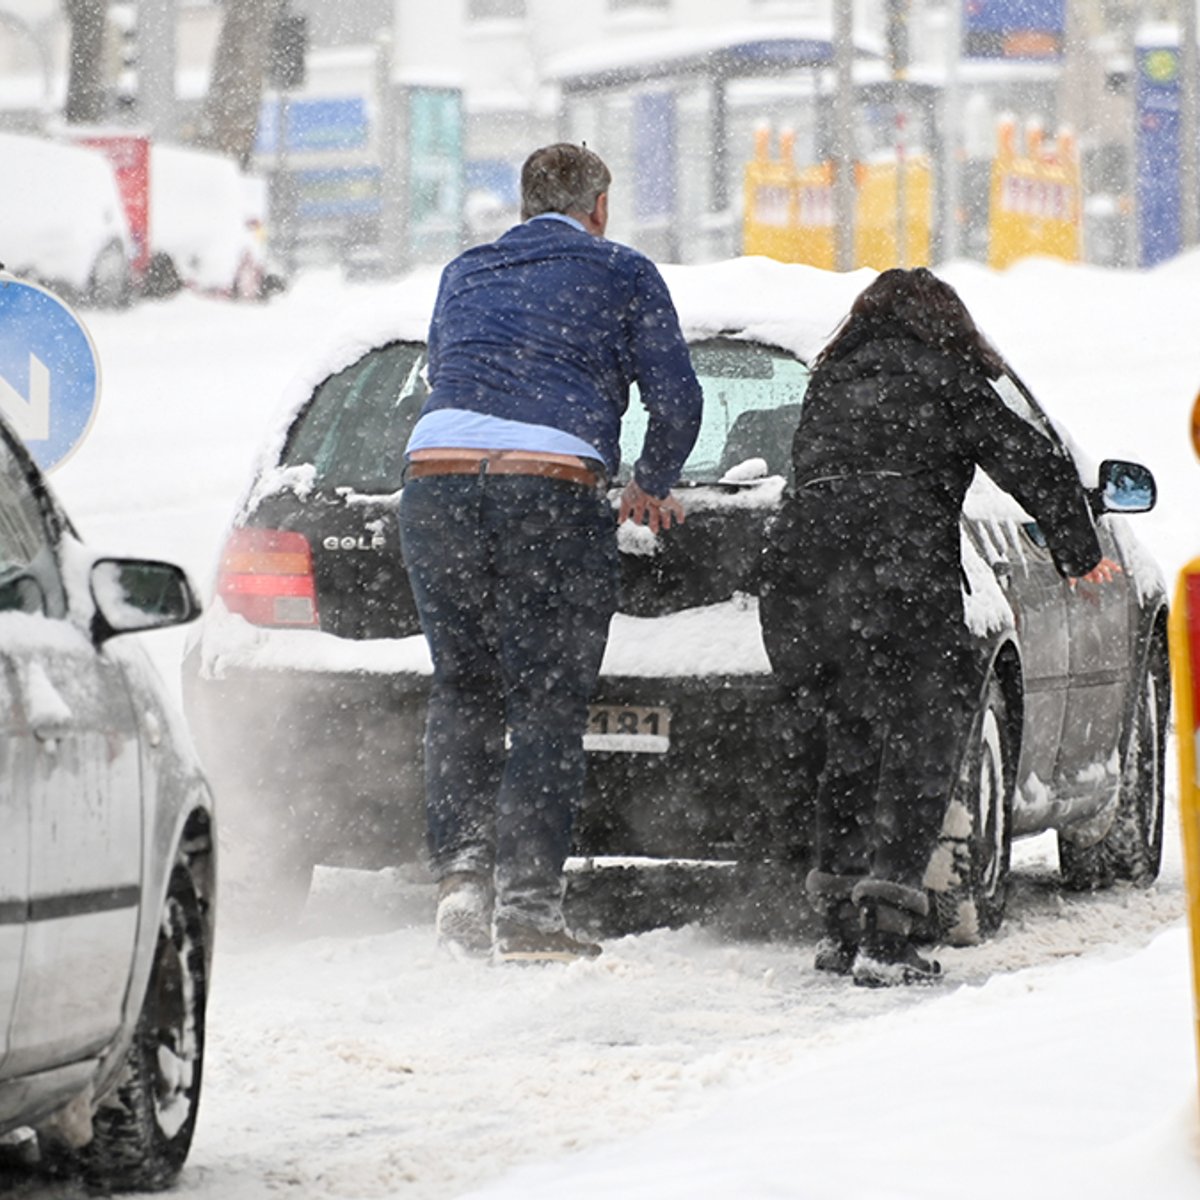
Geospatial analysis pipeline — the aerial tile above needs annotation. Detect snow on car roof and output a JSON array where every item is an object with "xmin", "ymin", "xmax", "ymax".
[
  {"xmin": 274, "ymin": 257, "xmax": 873, "ymax": 422},
  {"xmin": 251, "ymin": 257, "xmax": 876, "ymax": 496}
]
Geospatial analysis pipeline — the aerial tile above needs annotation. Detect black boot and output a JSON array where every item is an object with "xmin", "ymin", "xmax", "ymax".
[
  {"xmin": 853, "ymin": 901, "xmax": 941, "ymax": 988},
  {"xmin": 813, "ymin": 899, "xmax": 859, "ymax": 975},
  {"xmin": 807, "ymin": 871, "xmax": 861, "ymax": 976}
]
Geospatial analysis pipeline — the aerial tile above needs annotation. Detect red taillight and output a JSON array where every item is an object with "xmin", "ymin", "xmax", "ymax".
[{"xmin": 217, "ymin": 527, "xmax": 319, "ymax": 628}]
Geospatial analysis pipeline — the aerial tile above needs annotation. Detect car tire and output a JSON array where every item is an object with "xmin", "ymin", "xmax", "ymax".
[
  {"xmin": 78, "ymin": 863, "xmax": 207, "ymax": 1192},
  {"xmin": 927, "ymin": 675, "xmax": 1015, "ymax": 945},
  {"xmin": 86, "ymin": 240, "xmax": 132, "ymax": 309},
  {"xmin": 142, "ymin": 251, "xmax": 184, "ymax": 300},
  {"xmin": 1058, "ymin": 644, "xmax": 1167, "ymax": 891}
]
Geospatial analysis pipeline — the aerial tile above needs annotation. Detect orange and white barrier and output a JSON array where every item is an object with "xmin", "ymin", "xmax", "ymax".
[
  {"xmin": 987, "ymin": 117, "xmax": 1082, "ymax": 269},
  {"xmin": 742, "ymin": 126, "xmax": 930, "ymax": 271},
  {"xmin": 1168, "ymin": 561, "xmax": 1200, "ymax": 1105}
]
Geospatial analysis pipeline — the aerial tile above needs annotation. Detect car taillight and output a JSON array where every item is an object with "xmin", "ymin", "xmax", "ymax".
[{"xmin": 217, "ymin": 527, "xmax": 319, "ymax": 628}]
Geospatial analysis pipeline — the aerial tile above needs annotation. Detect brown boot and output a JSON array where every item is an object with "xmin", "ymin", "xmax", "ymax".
[
  {"xmin": 436, "ymin": 872, "xmax": 494, "ymax": 958},
  {"xmin": 493, "ymin": 918, "xmax": 601, "ymax": 964}
]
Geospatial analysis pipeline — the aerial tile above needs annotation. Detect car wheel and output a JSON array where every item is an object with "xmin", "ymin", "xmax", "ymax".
[
  {"xmin": 927, "ymin": 675, "xmax": 1015, "ymax": 945},
  {"xmin": 87, "ymin": 240, "xmax": 131, "ymax": 309},
  {"xmin": 142, "ymin": 251, "xmax": 184, "ymax": 299},
  {"xmin": 79, "ymin": 863, "xmax": 207, "ymax": 1191},
  {"xmin": 1058, "ymin": 645, "xmax": 1167, "ymax": 891}
]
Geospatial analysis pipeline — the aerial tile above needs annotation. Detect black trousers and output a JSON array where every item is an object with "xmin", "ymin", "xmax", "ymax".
[{"xmin": 758, "ymin": 507, "xmax": 974, "ymax": 893}]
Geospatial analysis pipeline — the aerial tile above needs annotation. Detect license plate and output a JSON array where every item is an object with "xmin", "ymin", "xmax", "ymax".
[{"xmin": 584, "ymin": 704, "xmax": 671, "ymax": 754}]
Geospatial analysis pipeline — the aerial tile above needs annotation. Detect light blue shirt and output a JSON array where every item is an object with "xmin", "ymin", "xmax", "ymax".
[
  {"xmin": 406, "ymin": 211, "xmax": 601, "ymax": 464},
  {"xmin": 406, "ymin": 408, "xmax": 604, "ymax": 462}
]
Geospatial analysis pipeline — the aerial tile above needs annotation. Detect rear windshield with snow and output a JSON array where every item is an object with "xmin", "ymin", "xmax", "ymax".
[
  {"xmin": 281, "ymin": 337, "xmax": 809, "ymax": 490},
  {"xmin": 281, "ymin": 341, "xmax": 428, "ymax": 492},
  {"xmin": 619, "ymin": 339, "xmax": 809, "ymax": 483}
]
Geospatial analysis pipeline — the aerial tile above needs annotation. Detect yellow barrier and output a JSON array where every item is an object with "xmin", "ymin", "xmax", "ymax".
[
  {"xmin": 741, "ymin": 128, "xmax": 931, "ymax": 270},
  {"xmin": 1168, "ymin": 561, "xmax": 1200, "ymax": 1106},
  {"xmin": 854, "ymin": 157, "xmax": 932, "ymax": 271},
  {"xmin": 743, "ymin": 126, "xmax": 803, "ymax": 264},
  {"xmin": 988, "ymin": 117, "xmax": 1082, "ymax": 270},
  {"xmin": 792, "ymin": 162, "xmax": 836, "ymax": 269}
]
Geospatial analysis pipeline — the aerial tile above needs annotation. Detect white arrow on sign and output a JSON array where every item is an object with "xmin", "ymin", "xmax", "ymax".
[{"xmin": 0, "ymin": 353, "xmax": 51, "ymax": 441}]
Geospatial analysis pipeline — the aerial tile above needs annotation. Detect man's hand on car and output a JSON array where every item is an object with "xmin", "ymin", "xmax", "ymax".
[{"xmin": 619, "ymin": 479, "xmax": 685, "ymax": 533}]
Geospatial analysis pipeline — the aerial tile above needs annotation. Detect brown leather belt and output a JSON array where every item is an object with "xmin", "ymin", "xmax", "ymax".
[{"xmin": 406, "ymin": 454, "xmax": 603, "ymax": 489}]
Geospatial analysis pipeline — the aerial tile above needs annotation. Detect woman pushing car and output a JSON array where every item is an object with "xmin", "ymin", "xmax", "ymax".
[{"xmin": 758, "ymin": 267, "xmax": 1121, "ymax": 987}]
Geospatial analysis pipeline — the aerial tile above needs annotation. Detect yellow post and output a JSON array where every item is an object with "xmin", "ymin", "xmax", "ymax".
[{"xmin": 1168, "ymin": 564, "xmax": 1200, "ymax": 1104}]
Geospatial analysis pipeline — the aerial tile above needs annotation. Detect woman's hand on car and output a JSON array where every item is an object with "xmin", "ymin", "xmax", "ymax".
[
  {"xmin": 619, "ymin": 480, "xmax": 685, "ymax": 533},
  {"xmin": 1070, "ymin": 556, "xmax": 1123, "ymax": 587}
]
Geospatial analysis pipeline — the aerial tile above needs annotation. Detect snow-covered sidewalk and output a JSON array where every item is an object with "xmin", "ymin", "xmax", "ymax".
[{"xmin": 466, "ymin": 923, "xmax": 1199, "ymax": 1200}]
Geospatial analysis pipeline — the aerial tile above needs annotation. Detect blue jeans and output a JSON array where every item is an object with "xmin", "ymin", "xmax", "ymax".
[{"xmin": 399, "ymin": 472, "xmax": 619, "ymax": 931}]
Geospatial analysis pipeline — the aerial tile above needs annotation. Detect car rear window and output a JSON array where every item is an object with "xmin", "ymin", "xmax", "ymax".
[
  {"xmin": 281, "ymin": 337, "xmax": 809, "ymax": 491},
  {"xmin": 619, "ymin": 339, "xmax": 810, "ymax": 483},
  {"xmin": 281, "ymin": 341, "xmax": 427, "ymax": 491}
]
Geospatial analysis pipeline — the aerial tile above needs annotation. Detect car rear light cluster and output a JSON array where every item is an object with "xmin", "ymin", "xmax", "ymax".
[{"xmin": 217, "ymin": 527, "xmax": 319, "ymax": 628}]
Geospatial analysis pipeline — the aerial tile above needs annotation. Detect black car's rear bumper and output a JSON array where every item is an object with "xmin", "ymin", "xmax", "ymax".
[{"xmin": 183, "ymin": 657, "xmax": 797, "ymax": 867}]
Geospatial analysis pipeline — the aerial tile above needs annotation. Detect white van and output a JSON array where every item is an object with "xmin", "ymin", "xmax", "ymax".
[
  {"xmin": 0, "ymin": 131, "xmax": 133, "ymax": 308},
  {"xmin": 149, "ymin": 142, "xmax": 270, "ymax": 299}
]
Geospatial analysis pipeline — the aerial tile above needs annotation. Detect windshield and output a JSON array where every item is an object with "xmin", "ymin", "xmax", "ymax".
[
  {"xmin": 281, "ymin": 341, "xmax": 428, "ymax": 491},
  {"xmin": 617, "ymin": 338, "xmax": 809, "ymax": 484},
  {"xmin": 280, "ymin": 337, "xmax": 808, "ymax": 491}
]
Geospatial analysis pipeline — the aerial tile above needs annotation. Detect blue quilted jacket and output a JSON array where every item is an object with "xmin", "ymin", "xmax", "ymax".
[{"xmin": 422, "ymin": 218, "xmax": 702, "ymax": 497}]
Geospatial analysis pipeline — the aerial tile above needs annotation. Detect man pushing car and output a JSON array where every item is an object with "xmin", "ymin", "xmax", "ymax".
[{"xmin": 398, "ymin": 142, "xmax": 703, "ymax": 964}]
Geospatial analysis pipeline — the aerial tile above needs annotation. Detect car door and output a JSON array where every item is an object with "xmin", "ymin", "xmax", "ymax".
[
  {"xmin": 0, "ymin": 650, "xmax": 31, "ymax": 1079},
  {"xmin": 964, "ymin": 481, "xmax": 1071, "ymax": 828},
  {"xmin": 1057, "ymin": 517, "xmax": 1133, "ymax": 796},
  {"xmin": 0, "ymin": 430, "xmax": 143, "ymax": 1080}
]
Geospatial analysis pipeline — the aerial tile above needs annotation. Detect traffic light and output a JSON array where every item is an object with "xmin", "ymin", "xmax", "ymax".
[
  {"xmin": 269, "ymin": 12, "xmax": 308, "ymax": 91},
  {"xmin": 110, "ymin": 0, "xmax": 138, "ymax": 107}
]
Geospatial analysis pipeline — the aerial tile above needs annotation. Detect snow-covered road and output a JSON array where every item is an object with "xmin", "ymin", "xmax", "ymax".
[{"xmin": 3, "ymin": 254, "xmax": 1198, "ymax": 1197}]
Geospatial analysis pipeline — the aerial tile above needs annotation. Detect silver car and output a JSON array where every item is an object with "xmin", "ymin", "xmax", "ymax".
[{"xmin": 0, "ymin": 413, "xmax": 215, "ymax": 1190}]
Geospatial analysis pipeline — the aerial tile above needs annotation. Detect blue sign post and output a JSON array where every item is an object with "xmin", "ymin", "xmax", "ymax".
[
  {"xmin": 0, "ymin": 276, "xmax": 100, "ymax": 471},
  {"xmin": 1136, "ymin": 41, "xmax": 1182, "ymax": 268}
]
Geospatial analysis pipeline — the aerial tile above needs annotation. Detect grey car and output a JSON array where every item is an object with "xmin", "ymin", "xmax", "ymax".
[{"xmin": 0, "ymin": 412, "xmax": 215, "ymax": 1190}]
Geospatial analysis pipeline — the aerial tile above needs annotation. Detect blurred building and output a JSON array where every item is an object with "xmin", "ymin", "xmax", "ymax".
[{"xmin": 0, "ymin": 1, "xmax": 1192, "ymax": 269}]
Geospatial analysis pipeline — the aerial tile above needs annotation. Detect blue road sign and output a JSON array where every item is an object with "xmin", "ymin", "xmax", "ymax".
[{"xmin": 0, "ymin": 276, "xmax": 100, "ymax": 471}]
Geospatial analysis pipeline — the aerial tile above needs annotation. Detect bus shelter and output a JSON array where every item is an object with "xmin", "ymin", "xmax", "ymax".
[{"xmin": 547, "ymin": 26, "xmax": 921, "ymax": 264}]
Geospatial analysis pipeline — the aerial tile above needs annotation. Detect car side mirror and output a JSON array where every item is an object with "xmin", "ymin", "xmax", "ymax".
[
  {"xmin": 90, "ymin": 558, "xmax": 201, "ymax": 644},
  {"xmin": 1090, "ymin": 459, "xmax": 1156, "ymax": 516}
]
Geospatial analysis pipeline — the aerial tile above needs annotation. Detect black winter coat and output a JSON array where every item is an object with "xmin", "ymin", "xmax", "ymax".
[
  {"xmin": 775, "ymin": 329, "xmax": 1103, "ymax": 624},
  {"xmin": 758, "ymin": 329, "xmax": 1104, "ymax": 889}
]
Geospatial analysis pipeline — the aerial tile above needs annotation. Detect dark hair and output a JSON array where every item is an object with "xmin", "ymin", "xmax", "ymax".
[
  {"xmin": 520, "ymin": 143, "xmax": 612, "ymax": 221},
  {"xmin": 815, "ymin": 267, "xmax": 1008, "ymax": 379}
]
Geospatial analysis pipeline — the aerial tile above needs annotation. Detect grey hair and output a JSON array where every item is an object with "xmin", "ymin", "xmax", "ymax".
[{"xmin": 520, "ymin": 143, "xmax": 612, "ymax": 221}]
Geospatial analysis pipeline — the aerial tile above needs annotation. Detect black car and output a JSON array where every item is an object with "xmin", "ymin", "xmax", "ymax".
[
  {"xmin": 182, "ymin": 270, "xmax": 1167, "ymax": 942},
  {"xmin": 0, "ymin": 409, "xmax": 214, "ymax": 1189}
]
